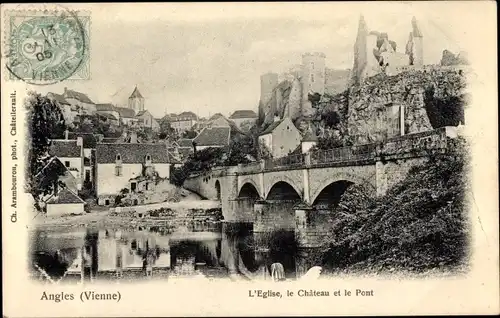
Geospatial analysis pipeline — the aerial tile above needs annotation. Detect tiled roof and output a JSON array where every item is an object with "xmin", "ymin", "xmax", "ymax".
[
  {"xmin": 96, "ymin": 143, "xmax": 173, "ymax": 164},
  {"xmin": 136, "ymin": 110, "xmax": 148, "ymax": 117},
  {"xmin": 176, "ymin": 111, "xmax": 198, "ymax": 121},
  {"xmin": 177, "ymin": 139, "xmax": 193, "ymax": 147},
  {"xmin": 129, "ymin": 87, "xmax": 144, "ymax": 99},
  {"xmin": 97, "ymin": 112, "xmax": 118, "ymax": 120},
  {"xmin": 47, "ymin": 188, "xmax": 85, "ymax": 204},
  {"xmin": 64, "ymin": 89, "xmax": 94, "ymax": 104},
  {"xmin": 259, "ymin": 120, "xmax": 283, "ymax": 136},
  {"xmin": 229, "ymin": 110, "xmax": 258, "ymax": 119},
  {"xmin": 193, "ymin": 127, "xmax": 230, "ymax": 147},
  {"xmin": 96, "ymin": 104, "xmax": 116, "ymax": 111},
  {"xmin": 115, "ymin": 106, "xmax": 136, "ymax": 118},
  {"xmin": 47, "ymin": 93, "xmax": 70, "ymax": 105},
  {"xmin": 49, "ymin": 140, "xmax": 81, "ymax": 157},
  {"xmin": 67, "ymin": 133, "xmax": 98, "ymax": 148},
  {"xmin": 210, "ymin": 113, "xmax": 225, "ymax": 120},
  {"xmin": 302, "ymin": 130, "xmax": 318, "ymax": 142}
]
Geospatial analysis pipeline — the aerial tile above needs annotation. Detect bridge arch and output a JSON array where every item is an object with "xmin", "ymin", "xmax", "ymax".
[
  {"xmin": 238, "ymin": 182, "xmax": 261, "ymax": 199},
  {"xmin": 266, "ymin": 181, "xmax": 302, "ymax": 201},
  {"xmin": 238, "ymin": 178, "xmax": 262, "ymax": 199},
  {"xmin": 309, "ymin": 172, "xmax": 376, "ymax": 206},
  {"xmin": 265, "ymin": 175, "xmax": 303, "ymax": 201}
]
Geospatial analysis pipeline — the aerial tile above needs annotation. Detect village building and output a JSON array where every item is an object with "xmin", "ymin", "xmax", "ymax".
[
  {"xmin": 258, "ymin": 117, "xmax": 302, "ymax": 158},
  {"xmin": 95, "ymin": 143, "xmax": 174, "ymax": 206},
  {"xmin": 47, "ymin": 93, "xmax": 79, "ymax": 125},
  {"xmin": 45, "ymin": 188, "xmax": 86, "ymax": 217},
  {"xmin": 229, "ymin": 110, "xmax": 258, "ymax": 131},
  {"xmin": 67, "ymin": 132, "xmax": 99, "ymax": 187},
  {"xmin": 115, "ymin": 106, "xmax": 138, "ymax": 126},
  {"xmin": 301, "ymin": 130, "xmax": 319, "ymax": 154},
  {"xmin": 96, "ymin": 104, "xmax": 121, "ymax": 123},
  {"xmin": 193, "ymin": 127, "xmax": 231, "ymax": 151},
  {"xmin": 136, "ymin": 110, "xmax": 160, "ymax": 131},
  {"xmin": 63, "ymin": 88, "xmax": 96, "ymax": 115},
  {"xmin": 48, "ymin": 137, "xmax": 84, "ymax": 190},
  {"xmin": 170, "ymin": 111, "xmax": 198, "ymax": 133}
]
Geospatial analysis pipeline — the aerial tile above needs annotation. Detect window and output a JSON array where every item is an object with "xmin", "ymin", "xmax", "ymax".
[
  {"xmin": 116, "ymin": 154, "xmax": 121, "ymax": 161},
  {"xmin": 131, "ymin": 182, "xmax": 137, "ymax": 192},
  {"xmin": 65, "ymin": 161, "xmax": 70, "ymax": 167},
  {"xmin": 115, "ymin": 166, "xmax": 122, "ymax": 176},
  {"xmin": 145, "ymin": 154, "xmax": 151, "ymax": 162},
  {"xmin": 105, "ymin": 199, "xmax": 110, "ymax": 206},
  {"xmin": 145, "ymin": 182, "xmax": 149, "ymax": 191}
]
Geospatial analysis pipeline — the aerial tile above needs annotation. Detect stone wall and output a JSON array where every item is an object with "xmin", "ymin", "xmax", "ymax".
[
  {"xmin": 347, "ymin": 67, "xmax": 467, "ymax": 144},
  {"xmin": 254, "ymin": 201, "xmax": 296, "ymax": 233}
]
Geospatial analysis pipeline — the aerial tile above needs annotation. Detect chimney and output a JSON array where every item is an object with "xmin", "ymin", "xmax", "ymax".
[{"xmin": 64, "ymin": 129, "xmax": 69, "ymax": 140}]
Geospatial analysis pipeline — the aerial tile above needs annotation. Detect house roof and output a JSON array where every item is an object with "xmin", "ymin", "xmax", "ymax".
[
  {"xmin": 35, "ymin": 156, "xmax": 73, "ymax": 179},
  {"xmin": 67, "ymin": 132, "xmax": 98, "ymax": 148},
  {"xmin": 176, "ymin": 111, "xmax": 198, "ymax": 121},
  {"xmin": 259, "ymin": 120, "xmax": 283, "ymax": 136},
  {"xmin": 129, "ymin": 87, "xmax": 144, "ymax": 99},
  {"xmin": 97, "ymin": 112, "xmax": 118, "ymax": 120},
  {"xmin": 302, "ymin": 130, "xmax": 318, "ymax": 142},
  {"xmin": 210, "ymin": 113, "xmax": 225, "ymax": 120},
  {"xmin": 48, "ymin": 93, "xmax": 70, "ymax": 105},
  {"xmin": 47, "ymin": 188, "xmax": 85, "ymax": 204},
  {"xmin": 193, "ymin": 127, "xmax": 230, "ymax": 147},
  {"xmin": 49, "ymin": 140, "xmax": 81, "ymax": 157},
  {"xmin": 177, "ymin": 138, "xmax": 193, "ymax": 147},
  {"xmin": 96, "ymin": 103, "xmax": 116, "ymax": 112},
  {"xmin": 136, "ymin": 110, "xmax": 151, "ymax": 117},
  {"xmin": 64, "ymin": 89, "xmax": 94, "ymax": 104},
  {"xmin": 96, "ymin": 143, "xmax": 174, "ymax": 164},
  {"xmin": 115, "ymin": 106, "xmax": 136, "ymax": 118},
  {"xmin": 229, "ymin": 110, "xmax": 258, "ymax": 119}
]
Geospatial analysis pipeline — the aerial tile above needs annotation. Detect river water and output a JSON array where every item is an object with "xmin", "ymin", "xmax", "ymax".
[{"xmin": 30, "ymin": 222, "xmax": 299, "ymax": 283}]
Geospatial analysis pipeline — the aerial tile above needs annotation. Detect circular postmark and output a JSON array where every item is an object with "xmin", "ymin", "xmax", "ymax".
[{"xmin": 5, "ymin": 6, "xmax": 88, "ymax": 85}]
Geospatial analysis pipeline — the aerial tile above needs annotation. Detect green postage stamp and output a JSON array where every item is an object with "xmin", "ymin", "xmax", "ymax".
[{"xmin": 4, "ymin": 7, "xmax": 90, "ymax": 84}]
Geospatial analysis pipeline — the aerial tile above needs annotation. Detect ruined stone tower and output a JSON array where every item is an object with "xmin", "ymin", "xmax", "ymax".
[
  {"xmin": 405, "ymin": 17, "xmax": 424, "ymax": 66},
  {"xmin": 301, "ymin": 52, "xmax": 326, "ymax": 117},
  {"xmin": 351, "ymin": 15, "xmax": 381, "ymax": 85},
  {"xmin": 259, "ymin": 72, "xmax": 279, "ymax": 120},
  {"xmin": 128, "ymin": 86, "xmax": 144, "ymax": 113}
]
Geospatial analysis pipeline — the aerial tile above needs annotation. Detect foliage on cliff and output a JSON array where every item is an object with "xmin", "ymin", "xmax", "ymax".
[
  {"xmin": 317, "ymin": 137, "xmax": 470, "ymax": 273},
  {"xmin": 25, "ymin": 92, "xmax": 67, "ymax": 208},
  {"xmin": 423, "ymin": 85, "xmax": 466, "ymax": 128}
]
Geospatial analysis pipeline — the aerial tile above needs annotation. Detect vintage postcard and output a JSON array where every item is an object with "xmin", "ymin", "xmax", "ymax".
[{"xmin": 1, "ymin": 2, "xmax": 498, "ymax": 317}]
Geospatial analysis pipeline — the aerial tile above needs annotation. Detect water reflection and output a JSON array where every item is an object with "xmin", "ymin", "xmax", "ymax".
[{"xmin": 30, "ymin": 222, "xmax": 302, "ymax": 283}]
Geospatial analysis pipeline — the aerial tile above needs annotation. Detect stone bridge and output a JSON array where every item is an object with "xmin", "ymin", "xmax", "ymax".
[{"xmin": 183, "ymin": 127, "xmax": 457, "ymax": 256}]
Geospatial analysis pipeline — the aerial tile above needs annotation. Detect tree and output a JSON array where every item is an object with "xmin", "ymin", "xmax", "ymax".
[
  {"xmin": 25, "ymin": 92, "xmax": 66, "ymax": 208},
  {"xmin": 182, "ymin": 129, "xmax": 198, "ymax": 139},
  {"xmin": 424, "ymin": 86, "xmax": 466, "ymax": 128}
]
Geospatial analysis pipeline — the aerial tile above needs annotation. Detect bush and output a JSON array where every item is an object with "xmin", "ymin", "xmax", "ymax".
[{"xmin": 319, "ymin": 138, "xmax": 470, "ymax": 273}]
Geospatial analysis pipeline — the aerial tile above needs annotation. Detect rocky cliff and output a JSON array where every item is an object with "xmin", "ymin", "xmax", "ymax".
[{"xmin": 347, "ymin": 66, "xmax": 468, "ymax": 144}]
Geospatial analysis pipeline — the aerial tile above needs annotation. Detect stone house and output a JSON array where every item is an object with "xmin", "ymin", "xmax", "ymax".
[
  {"xmin": 229, "ymin": 110, "xmax": 258, "ymax": 131},
  {"xmin": 47, "ymin": 93, "xmax": 79, "ymax": 125},
  {"xmin": 63, "ymin": 88, "xmax": 96, "ymax": 115},
  {"xmin": 193, "ymin": 127, "xmax": 230, "ymax": 151},
  {"xmin": 67, "ymin": 132, "xmax": 98, "ymax": 188},
  {"xmin": 170, "ymin": 111, "xmax": 198, "ymax": 133},
  {"xmin": 95, "ymin": 143, "xmax": 174, "ymax": 206},
  {"xmin": 136, "ymin": 110, "xmax": 160, "ymax": 132},
  {"xmin": 115, "ymin": 106, "xmax": 138, "ymax": 126},
  {"xmin": 96, "ymin": 104, "xmax": 121, "ymax": 123},
  {"xmin": 49, "ymin": 137, "xmax": 84, "ymax": 190},
  {"xmin": 45, "ymin": 188, "xmax": 86, "ymax": 217},
  {"xmin": 258, "ymin": 117, "xmax": 302, "ymax": 158}
]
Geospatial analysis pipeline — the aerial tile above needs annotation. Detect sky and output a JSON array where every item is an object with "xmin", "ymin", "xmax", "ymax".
[{"xmin": 32, "ymin": 2, "xmax": 480, "ymax": 119}]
